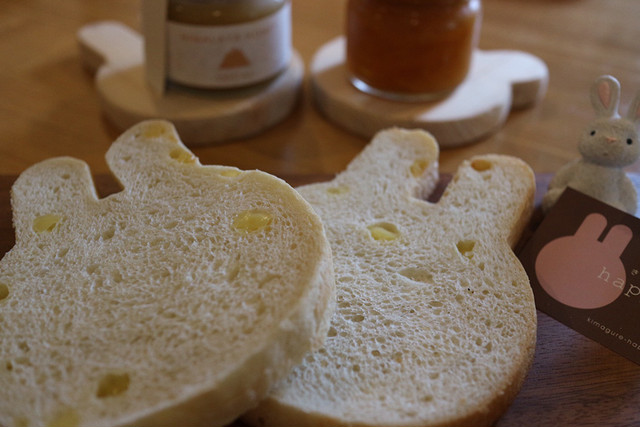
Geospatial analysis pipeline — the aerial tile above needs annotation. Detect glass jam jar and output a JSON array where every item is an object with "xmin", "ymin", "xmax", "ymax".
[
  {"xmin": 167, "ymin": 0, "xmax": 291, "ymax": 89},
  {"xmin": 346, "ymin": 0, "xmax": 482, "ymax": 102}
]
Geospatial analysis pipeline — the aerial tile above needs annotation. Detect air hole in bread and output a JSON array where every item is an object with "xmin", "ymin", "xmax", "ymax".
[
  {"xmin": 86, "ymin": 264, "xmax": 99, "ymax": 275},
  {"xmin": 258, "ymin": 274, "xmax": 280, "ymax": 289},
  {"xmin": 350, "ymin": 314, "xmax": 365, "ymax": 322},
  {"xmin": 233, "ymin": 209, "xmax": 273, "ymax": 233},
  {"xmin": 5, "ymin": 361, "xmax": 13, "ymax": 371},
  {"xmin": 141, "ymin": 121, "xmax": 171, "ymax": 140},
  {"xmin": 367, "ymin": 222, "xmax": 400, "ymax": 241},
  {"xmin": 112, "ymin": 271, "xmax": 123, "ymax": 283},
  {"xmin": 337, "ymin": 298, "xmax": 350, "ymax": 308},
  {"xmin": 219, "ymin": 168, "xmax": 242, "ymax": 178},
  {"xmin": 48, "ymin": 408, "xmax": 79, "ymax": 427},
  {"xmin": 471, "ymin": 159, "xmax": 492, "ymax": 171},
  {"xmin": 226, "ymin": 261, "xmax": 241, "ymax": 282},
  {"xmin": 13, "ymin": 416, "xmax": 29, "ymax": 427},
  {"xmin": 327, "ymin": 327, "xmax": 338, "ymax": 337},
  {"xmin": 393, "ymin": 330, "xmax": 406, "ymax": 338},
  {"xmin": 0, "ymin": 283, "xmax": 9, "ymax": 301},
  {"xmin": 456, "ymin": 240, "xmax": 475, "ymax": 258},
  {"xmin": 410, "ymin": 158, "xmax": 430, "ymax": 177},
  {"xmin": 96, "ymin": 373, "xmax": 130, "ymax": 398},
  {"xmin": 164, "ymin": 220, "xmax": 179, "ymax": 229},
  {"xmin": 169, "ymin": 148, "xmax": 196, "ymax": 164},
  {"xmin": 101, "ymin": 227, "xmax": 116, "ymax": 240},
  {"xmin": 32, "ymin": 214, "xmax": 62, "ymax": 233},
  {"xmin": 327, "ymin": 185, "xmax": 350, "ymax": 195},
  {"xmin": 56, "ymin": 247, "xmax": 69, "ymax": 259},
  {"xmin": 399, "ymin": 267, "xmax": 433, "ymax": 284}
]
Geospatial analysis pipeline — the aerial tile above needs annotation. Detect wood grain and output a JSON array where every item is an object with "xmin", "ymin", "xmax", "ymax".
[{"xmin": 1, "ymin": 173, "xmax": 638, "ymax": 427}]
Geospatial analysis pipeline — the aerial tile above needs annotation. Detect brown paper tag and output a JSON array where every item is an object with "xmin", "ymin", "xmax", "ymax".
[{"xmin": 519, "ymin": 188, "xmax": 640, "ymax": 365}]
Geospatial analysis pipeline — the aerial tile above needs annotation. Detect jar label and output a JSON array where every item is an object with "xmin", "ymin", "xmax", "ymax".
[{"xmin": 167, "ymin": 3, "xmax": 291, "ymax": 88}]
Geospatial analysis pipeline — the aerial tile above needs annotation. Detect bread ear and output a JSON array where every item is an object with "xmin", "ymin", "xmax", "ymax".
[
  {"xmin": 590, "ymin": 75, "xmax": 621, "ymax": 118},
  {"xmin": 337, "ymin": 128, "xmax": 440, "ymax": 199},
  {"xmin": 10, "ymin": 157, "xmax": 98, "ymax": 241},
  {"xmin": 105, "ymin": 120, "xmax": 201, "ymax": 192},
  {"xmin": 627, "ymin": 89, "xmax": 640, "ymax": 124},
  {"xmin": 437, "ymin": 155, "xmax": 535, "ymax": 246}
]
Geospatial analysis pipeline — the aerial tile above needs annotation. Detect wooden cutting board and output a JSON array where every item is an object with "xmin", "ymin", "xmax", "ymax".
[
  {"xmin": 77, "ymin": 21, "xmax": 304, "ymax": 147},
  {"xmin": 310, "ymin": 37, "xmax": 548, "ymax": 148},
  {"xmin": 0, "ymin": 174, "xmax": 638, "ymax": 427}
]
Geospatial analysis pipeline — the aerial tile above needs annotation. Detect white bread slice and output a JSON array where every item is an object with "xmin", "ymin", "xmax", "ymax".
[
  {"xmin": 244, "ymin": 129, "xmax": 537, "ymax": 427},
  {"xmin": 0, "ymin": 120, "xmax": 335, "ymax": 427}
]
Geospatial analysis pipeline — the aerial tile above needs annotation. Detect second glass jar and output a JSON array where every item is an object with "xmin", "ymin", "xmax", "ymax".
[{"xmin": 346, "ymin": 0, "xmax": 482, "ymax": 102}]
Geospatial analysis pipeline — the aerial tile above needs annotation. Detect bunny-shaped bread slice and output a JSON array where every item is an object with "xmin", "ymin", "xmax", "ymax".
[
  {"xmin": 244, "ymin": 128, "xmax": 537, "ymax": 427},
  {"xmin": 543, "ymin": 75, "xmax": 640, "ymax": 214},
  {"xmin": 0, "ymin": 120, "xmax": 335, "ymax": 427}
]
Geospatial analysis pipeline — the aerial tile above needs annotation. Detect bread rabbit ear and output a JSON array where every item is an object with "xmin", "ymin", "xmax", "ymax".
[
  {"xmin": 627, "ymin": 89, "xmax": 640, "ymax": 124},
  {"xmin": 590, "ymin": 75, "xmax": 621, "ymax": 118},
  {"xmin": 438, "ymin": 155, "xmax": 535, "ymax": 247},
  {"xmin": 332, "ymin": 128, "xmax": 440, "ymax": 200},
  {"xmin": 106, "ymin": 120, "xmax": 201, "ymax": 192},
  {"xmin": 10, "ymin": 158, "xmax": 98, "ymax": 242}
]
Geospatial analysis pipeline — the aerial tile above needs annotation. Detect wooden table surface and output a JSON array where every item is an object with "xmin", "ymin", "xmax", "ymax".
[
  {"xmin": 1, "ymin": 0, "xmax": 640, "ymax": 177},
  {"xmin": 1, "ymin": 1, "xmax": 639, "ymax": 426}
]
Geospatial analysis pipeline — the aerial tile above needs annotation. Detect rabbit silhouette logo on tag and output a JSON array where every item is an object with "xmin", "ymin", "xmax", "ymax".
[
  {"xmin": 519, "ymin": 187, "xmax": 640, "ymax": 365},
  {"xmin": 535, "ymin": 213, "xmax": 632, "ymax": 309}
]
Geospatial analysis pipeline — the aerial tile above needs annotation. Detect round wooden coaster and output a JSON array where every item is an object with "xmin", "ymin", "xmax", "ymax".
[
  {"xmin": 78, "ymin": 21, "xmax": 303, "ymax": 146},
  {"xmin": 310, "ymin": 37, "xmax": 549, "ymax": 147}
]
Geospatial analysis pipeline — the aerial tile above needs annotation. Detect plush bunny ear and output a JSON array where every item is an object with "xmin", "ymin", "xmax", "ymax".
[
  {"xmin": 590, "ymin": 75, "xmax": 621, "ymax": 118},
  {"xmin": 628, "ymin": 89, "xmax": 640, "ymax": 124}
]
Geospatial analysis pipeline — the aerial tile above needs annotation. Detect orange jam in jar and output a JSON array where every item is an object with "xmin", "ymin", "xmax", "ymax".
[{"xmin": 346, "ymin": 0, "xmax": 481, "ymax": 101}]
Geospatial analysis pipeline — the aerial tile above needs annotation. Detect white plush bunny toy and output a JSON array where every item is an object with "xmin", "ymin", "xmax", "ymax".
[{"xmin": 542, "ymin": 75, "xmax": 640, "ymax": 214}]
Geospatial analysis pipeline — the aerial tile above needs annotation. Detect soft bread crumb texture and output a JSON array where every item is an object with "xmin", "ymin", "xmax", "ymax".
[
  {"xmin": 244, "ymin": 128, "xmax": 537, "ymax": 427},
  {"xmin": 0, "ymin": 120, "xmax": 335, "ymax": 427}
]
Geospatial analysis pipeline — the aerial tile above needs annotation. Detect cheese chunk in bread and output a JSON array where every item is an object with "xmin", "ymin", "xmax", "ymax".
[
  {"xmin": 0, "ymin": 120, "xmax": 335, "ymax": 427},
  {"xmin": 244, "ymin": 128, "xmax": 536, "ymax": 427}
]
